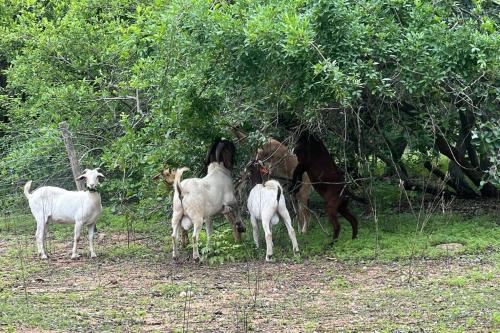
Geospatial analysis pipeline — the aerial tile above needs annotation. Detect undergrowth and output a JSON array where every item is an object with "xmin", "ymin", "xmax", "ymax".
[{"xmin": 2, "ymin": 210, "xmax": 497, "ymax": 265}]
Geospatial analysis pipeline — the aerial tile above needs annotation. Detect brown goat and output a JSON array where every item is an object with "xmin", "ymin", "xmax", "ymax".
[
  {"xmin": 291, "ymin": 131, "xmax": 364, "ymax": 241},
  {"xmin": 232, "ymin": 128, "xmax": 312, "ymax": 233}
]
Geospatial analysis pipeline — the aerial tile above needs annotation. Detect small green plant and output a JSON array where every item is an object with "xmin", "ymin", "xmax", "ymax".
[
  {"xmin": 492, "ymin": 312, "xmax": 500, "ymax": 325},
  {"xmin": 445, "ymin": 276, "xmax": 467, "ymax": 287},
  {"xmin": 329, "ymin": 276, "xmax": 351, "ymax": 290},
  {"xmin": 200, "ymin": 228, "xmax": 245, "ymax": 265},
  {"xmin": 303, "ymin": 321, "xmax": 319, "ymax": 332},
  {"xmin": 151, "ymin": 283, "xmax": 192, "ymax": 298}
]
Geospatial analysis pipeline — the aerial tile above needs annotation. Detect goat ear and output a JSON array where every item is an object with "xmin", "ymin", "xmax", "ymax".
[
  {"xmin": 97, "ymin": 173, "xmax": 105, "ymax": 178},
  {"xmin": 76, "ymin": 174, "xmax": 86, "ymax": 181},
  {"xmin": 96, "ymin": 167, "xmax": 103, "ymax": 172},
  {"xmin": 152, "ymin": 173, "xmax": 161, "ymax": 181}
]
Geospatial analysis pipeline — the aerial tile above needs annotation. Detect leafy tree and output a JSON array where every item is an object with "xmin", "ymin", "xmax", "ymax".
[{"xmin": 0, "ymin": 0, "xmax": 498, "ymax": 212}]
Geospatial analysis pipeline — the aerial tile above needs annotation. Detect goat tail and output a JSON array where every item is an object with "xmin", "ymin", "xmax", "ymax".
[
  {"xmin": 173, "ymin": 167, "xmax": 189, "ymax": 200},
  {"xmin": 23, "ymin": 181, "xmax": 33, "ymax": 199},
  {"xmin": 264, "ymin": 180, "xmax": 283, "ymax": 202}
]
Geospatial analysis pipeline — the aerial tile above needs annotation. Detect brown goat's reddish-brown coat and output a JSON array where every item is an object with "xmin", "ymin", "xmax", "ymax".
[
  {"xmin": 232, "ymin": 127, "xmax": 312, "ymax": 233},
  {"xmin": 291, "ymin": 132, "xmax": 361, "ymax": 241}
]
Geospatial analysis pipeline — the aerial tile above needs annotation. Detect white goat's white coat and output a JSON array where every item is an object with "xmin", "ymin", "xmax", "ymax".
[
  {"xmin": 171, "ymin": 162, "xmax": 236, "ymax": 260},
  {"xmin": 24, "ymin": 169, "xmax": 104, "ymax": 259},
  {"xmin": 247, "ymin": 180, "xmax": 299, "ymax": 261}
]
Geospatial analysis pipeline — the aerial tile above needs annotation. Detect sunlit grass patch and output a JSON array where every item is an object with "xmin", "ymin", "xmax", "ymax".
[
  {"xmin": 433, "ymin": 270, "xmax": 495, "ymax": 287},
  {"xmin": 267, "ymin": 212, "xmax": 498, "ymax": 262},
  {"xmin": 151, "ymin": 282, "xmax": 194, "ymax": 298}
]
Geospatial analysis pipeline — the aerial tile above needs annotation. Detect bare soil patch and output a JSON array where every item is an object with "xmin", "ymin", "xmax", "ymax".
[{"xmin": 2, "ymin": 233, "xmax": 498, "ymax": 332}]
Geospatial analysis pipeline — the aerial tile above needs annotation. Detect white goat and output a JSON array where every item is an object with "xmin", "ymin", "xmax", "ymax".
[
  {"xmin": 246, "ymin": 160, "xmax": 299, "ymax": 261},
  {"xmin": 24, "ymin": 168, "xmax": 104, "ymax": 259},
  {"xmin": 171, "ymin": 162, "xmax": 238, "ymax": 260}
]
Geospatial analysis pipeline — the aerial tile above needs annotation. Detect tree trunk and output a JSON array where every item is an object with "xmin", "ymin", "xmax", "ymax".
[
  {"xmin": 424, "ymin": 161, "xmax": 478, "ymax": 198},
  {"xmin": 403, "ymin": 178, "xmax": 455, "ymax": 198},
  {"xmin": 435, "ymin": 135, "xmax": 498, "ymax": 197},
  {"xmin": 459, "ymin": 110, "xmax": 480, "ymax": 169},
  {"xmin": 59, "ymin": 121, "xmax": 84, "ymax": 191}
]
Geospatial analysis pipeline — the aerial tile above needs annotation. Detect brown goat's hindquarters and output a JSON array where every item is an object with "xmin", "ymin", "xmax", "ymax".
[{"xmin": 292, "ymin": 132, "xmax": 360, "ymax": 241}]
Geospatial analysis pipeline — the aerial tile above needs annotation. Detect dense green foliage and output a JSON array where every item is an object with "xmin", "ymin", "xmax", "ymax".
[{"xmin": 1, "ymin": 0, "xmax": 498, "ymax": 210}]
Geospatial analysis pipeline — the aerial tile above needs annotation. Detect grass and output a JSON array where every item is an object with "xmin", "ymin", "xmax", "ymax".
[
  {"xmin": 251, "ymin": 211, "xmax": 499, "ymax": 263},
  {"xmin": 1, "ymin": 190, "xmax": 498, "ymax": 331},
  {"xmin": 434, "ymin": 270, "xmax": 495, "ymax": 287},
  {"xmin": 1, "ymin": 205, "xmax": 498, "ymax": 265},
  {"xmin": 151, "ymin": 282, "xmax": 194, "ymax": 298}
]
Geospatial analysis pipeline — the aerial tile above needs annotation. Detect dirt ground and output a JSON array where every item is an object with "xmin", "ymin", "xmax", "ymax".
[{"xmin": 1, "ymin": 231, "xmax": 498, "ymax": 333}]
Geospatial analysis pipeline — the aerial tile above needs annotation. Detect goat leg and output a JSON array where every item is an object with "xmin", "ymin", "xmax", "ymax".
[
  {"xmin": 35, "ymin": 217, "xmax": 48, "ymax": 259},
  {"xmin": 278, "ymin": 204, "xmax": 299, "ymax": 254},
  {"xmin": 290, "ymin": 163, "xmax": 306, "ymax": 195},
  {"xmin": 223, "ymin": 208, "xmax": 245, "ymax": 243},
  {"xmin": 192, "ymin": 219, "xmax": 203, "ymax": 261},
  {"xmin": 87, "ymin": 223, "xmax": 97, "ymax": 258},
  {"xmin": 250, "ymin": 215, "xmax": 259, "ymax": 248},
  {"xmin": 71, "ymin": 222, "xmax": 83, "ymax": 259},
  {"xmin": 261, "ymin": 217, "xmax": 274, "ymax": 262}
]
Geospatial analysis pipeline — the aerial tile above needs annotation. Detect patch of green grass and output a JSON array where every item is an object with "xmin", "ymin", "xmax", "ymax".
[
  {"xmin": 1, "ymin": 197, "xmax": 498, "ymax": 265},
  {"xmin": 468, "ymin": 270, "xmax": 494, "ymax": 282},
  {"xmin": 492, "ymin": 312, "xmax": 500, "ymax": 325},
  {"xmin": 368, "ymin": 180, "xmax": 407, "ymax": 212},
  {"xmin": 151, "ymin": 282, "xmax": 192, "ymax": 298},
  {"xmin": 0, "ymin": 213, "xmax": 34, "ymax": 236},
  {"xmin": 445, "ymin": 276, "xmax": 468, "ymax": 287},
  {"xmin": 435, "ymin": 270, "xmax": 495, "ymax": 287},
  {"xmin": 328, "ymin": 276, "xmax": 351, "ymax": 290},
  {"xmin": 262, "ymin": 212, "xmax": 498, "ymax": 262},
  {"xmin": 0, "ymin": 245, "xmax": 46, "ymax": 291},
  {"xmin": 303, "ymin": 321, "xmax": 320, "ymax": 332}
]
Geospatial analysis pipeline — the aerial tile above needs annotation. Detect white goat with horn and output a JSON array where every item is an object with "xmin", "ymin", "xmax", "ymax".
[{"xmin": 24, "ymin": 168, "xmax": 104, "ymax": 259}]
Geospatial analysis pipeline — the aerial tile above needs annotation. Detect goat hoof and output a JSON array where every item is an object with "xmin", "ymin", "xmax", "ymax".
[
  {"xmin": 193, "ymin": 257, "xmax": 200, "ymax": 263},
  {"xmin": 71, "ymin": 254, "xmax": 80, "ymax": 260},
  {"xmin": 90, "ymin": 253, "xmax": 97, "ymax": 258},
  {"xmin": 40, "ymin": 254, "xmax": 48, "ymax": 260},
  {"xmin": 265, "ymin": 255, "xmax": 274, "ymax": 262}
]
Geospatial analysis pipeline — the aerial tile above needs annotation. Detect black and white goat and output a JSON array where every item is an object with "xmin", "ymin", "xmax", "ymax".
[{"xmin": 246, "ymin": 160, "xmax": 299, "ymax": 261}]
